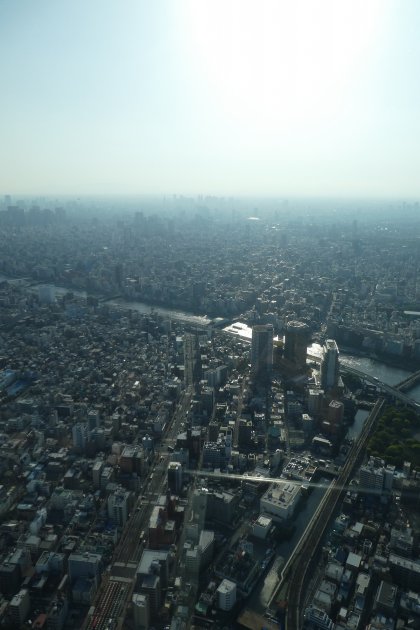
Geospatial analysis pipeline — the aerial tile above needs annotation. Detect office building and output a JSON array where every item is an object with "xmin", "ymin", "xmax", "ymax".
[
  {"xmin": 46, "ymin": 596, "xmax": 68, "ymax": 630},
  {"xmin": 320, "ymin": 339, "xmax": 340, "ymax": 390},
  {"xmin": 108, "ymin": 487, "xmax": 132, "ymax": 527},
  {"xmin": 284, "ymin": 321, "xmax": 309, "ymax": 368},
  {"xmin": 260, "ymin": 481, "xmax": 301, "ymax": 522},
  {"xmin": 167, "ymin": 462, "xmax": 183, "ymax": 494},
  {"xmin": 72, "ymin": 423, "xmax": 89, "ymax": 452},
  {"xmin": 9, "ymin": 589, "xmax": 30, "ymax": 626},
  {"xmin": 250, "ymin": 324, "xmax": 273, "ymax": 379},
  {"xmin": 217, "ymin": 579, "xmax": 236, "ymax": 611},
  {"xmin": 68, "ymin": 552, "xmax": 102, "ymax": 585},
  {"xmin": 132, "ymin": 593, "xmax": 150, "ymax": 630},
  {"xmin": 135, "ymin": 550, "xmax": 169, "ymax": 617}
]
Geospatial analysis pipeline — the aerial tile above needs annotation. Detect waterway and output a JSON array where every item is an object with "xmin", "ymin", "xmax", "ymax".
[
  {"xmin": 0, "ymin": 275, "xmax": 211, "ymax": 327},
  {"xmin": 309, "ymin": 342, "xmax": 420, "ymax": 402},
  {"xmin": 3, "ymin": 273, "xmax": 419, "ymax": 400}
]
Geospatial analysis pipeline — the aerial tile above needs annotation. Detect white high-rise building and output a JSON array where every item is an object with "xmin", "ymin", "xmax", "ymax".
[
  {"xmin": 320, "ymin": 340, "xmax": 340, "ymax": 390},
  {"xmin": 217, "ymin": 579, "xmax": 237, "ymax": 611}
]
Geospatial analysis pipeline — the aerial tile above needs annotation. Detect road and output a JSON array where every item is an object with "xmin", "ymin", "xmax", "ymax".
[{"xmin": 83, "ymin": 388, "xmax": 193, "ymax": 630}]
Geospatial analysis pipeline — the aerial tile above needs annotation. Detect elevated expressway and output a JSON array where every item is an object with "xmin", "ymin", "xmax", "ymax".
[
  {"xmin": 270, "ymin": 356, "xmax": 420, "ymax": 627},
  {"xmin": 268, "ymin": 399, "xmax": 385, "ymax": 628}
]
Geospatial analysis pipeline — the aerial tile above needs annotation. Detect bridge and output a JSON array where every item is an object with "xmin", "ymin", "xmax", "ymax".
[
  {"xmin": 395, "ymin": 368, "xmax": 420, "ymax": 392},
  {"xmin": 307, "ymin": 352, "xmax": 420, "ymax": 410},
  {"xmin": 340, "ymin": 364, "xmax": 420, "ymax": 410}
]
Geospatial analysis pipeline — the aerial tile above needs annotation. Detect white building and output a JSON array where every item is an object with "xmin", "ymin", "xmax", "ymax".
[
  {"xmin": 260, "ymin": 481, "xmax": 301, "ymax": 522},
  {"xmin": 320, "ymin": 339, "xmax": 339, "ymax": 390},
  {"xmin": 252, "ymin": 515, "xmax": 272, "ymax": 540},
  {"xmin": 217, "ymin": 579, "xmax": 237, "ymax": 611},
  {"xmin": 359, "ymin": 457, "xmax": 393, "ymax": 494}
]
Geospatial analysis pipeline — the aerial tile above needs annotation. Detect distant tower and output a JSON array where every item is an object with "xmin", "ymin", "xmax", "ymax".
[
  {"xmin": 250, "ymin": 324, "xmax": 273, "ymax": 380},
  {"xmin": 284, "ymin": 321, "xmax": 309, "ymax": 368},
  {"xmin": 320, "ymin": 339, "xmax": 340, "ymax": 390}
]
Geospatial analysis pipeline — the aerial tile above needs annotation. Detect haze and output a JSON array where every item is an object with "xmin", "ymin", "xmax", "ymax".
[{"xmin": 1, "ymin": 0, "xmax": 420, "ymax": 198}]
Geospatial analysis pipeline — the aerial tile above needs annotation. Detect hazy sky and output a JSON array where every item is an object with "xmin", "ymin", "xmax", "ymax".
[{"xmin": 1, "ymin": 0, "xmax": 419, "ymax": 198}]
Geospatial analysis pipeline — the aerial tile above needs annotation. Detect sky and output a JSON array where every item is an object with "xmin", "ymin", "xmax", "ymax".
[{"xmin": 0, "ymin": 0, "xmax": 419, "ymax": 198}]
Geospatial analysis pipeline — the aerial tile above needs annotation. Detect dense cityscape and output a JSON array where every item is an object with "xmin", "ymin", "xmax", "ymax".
[{"xmin": 0, "ymin": 197, "xmax": 420, "ymax": 630}]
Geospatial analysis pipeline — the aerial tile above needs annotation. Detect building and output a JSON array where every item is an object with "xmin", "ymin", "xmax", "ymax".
[
  {"xmin": 46, "ymin": 596, "xmax": 68, "ymax": 630},
  {"xmin": 132, "ymin": 592, "xmax": 150, "ymax": 630},
  {"xmin": 72, "ymin": 423, "xmax": 89, "ymax": 451},
  {"xmin": 202, "ymin": 441, "xmax": 227, "ymax": 469},
  {"xmin": 284, "ymin": 321, "xmax": 309, "ymax": 368},
  {"xmin": 260, "ymin": 481, "xmax": 301, "ymax": 522},
  {"xmin": 252, "ymin": 515, "xmax": 272, "ymax": 540},
  {"xmin": 359, "ymin": 457, "xmax": 393, "ymax": 495},
  {"xmin": 307, "ymin": 388, "xmax": 324, "ymax": 415},
  {"xmin": 320, "ymin": 339, "xmax": 340, "ymax": 390},
  {"xmin": 68, "ymin": 552, "xmax": 102, "ymax": 586},
  {"xmin": 327, "ymin": 400, "xmax": 344, "ymax": 427},
  {"xmin": 167, "ymin": 462, "xmax": 183, "ymax": 494},
  {"xmin": 107, "ymin": 487, "xmax": 132, "ymax": 527},
  {"xmin": 135, "ymin": 550, "xmax": 170, "ymax": 617},
  {"xmin": 9, "ymin": 589, "xmax": 30, "ymax": 627},
  {"xmin": 217, "ymin": 579, "xmax": 236, "ymax": 611},
  {"xmin": 250, "ymin": 324, "xmax": 273, "ymax": 380},
  {"xmin": 304, "ymin": 605, "xmax": 335, "ymax": 629},
  {"xmin": 192, "ymin": 488, "xmax": 207, "ymax": 531}
]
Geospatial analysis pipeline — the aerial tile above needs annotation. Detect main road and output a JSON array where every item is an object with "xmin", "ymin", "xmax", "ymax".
[{"xmin": 83, "ymin": 388, "xmax": 193, "ymax": 630}]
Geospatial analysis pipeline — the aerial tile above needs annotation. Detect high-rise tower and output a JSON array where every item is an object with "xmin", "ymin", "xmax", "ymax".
[
  {"xmin": 284, "ymin": 321, "xmax": 309, "ymax": 369},
  {"xmin": 320, "ymin": 339, "xmax": 340, "ymax": 390},
  {"xmin": 251, "ymin": 324, "xmax": 273, "ymax": 380}
]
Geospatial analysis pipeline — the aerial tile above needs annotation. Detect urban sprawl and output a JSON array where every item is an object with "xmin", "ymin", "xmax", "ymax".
[{"xmin": 0, "ymin": 197, "xmax": 420, "ymax": 630}]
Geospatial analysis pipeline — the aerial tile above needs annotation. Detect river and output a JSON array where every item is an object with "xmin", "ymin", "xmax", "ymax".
[
  {"xmin": 309, "ymin": 342, "xmax": 420, "ymax": 402},
  {"xmin": 0, "ymin": 275, "xmax": 212, "ymax": 327}
]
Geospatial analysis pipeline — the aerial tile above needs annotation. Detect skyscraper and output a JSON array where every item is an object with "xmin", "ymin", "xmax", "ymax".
[
  {"xmin": 251, "ymin": 324, "xmax": 274, "ymax": 380},
  {"xmin": 320, "ymin": 339, "xmax": 340, "ymax": 390},
  {"xmin": 284, "ymin": 321, "xmax": 310, "ymax": 368}
]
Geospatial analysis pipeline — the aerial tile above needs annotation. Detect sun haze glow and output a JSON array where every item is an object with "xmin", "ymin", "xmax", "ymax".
[{"xmin": 0, "ymin": 0, "xmax": 419, "ymax": 198}]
